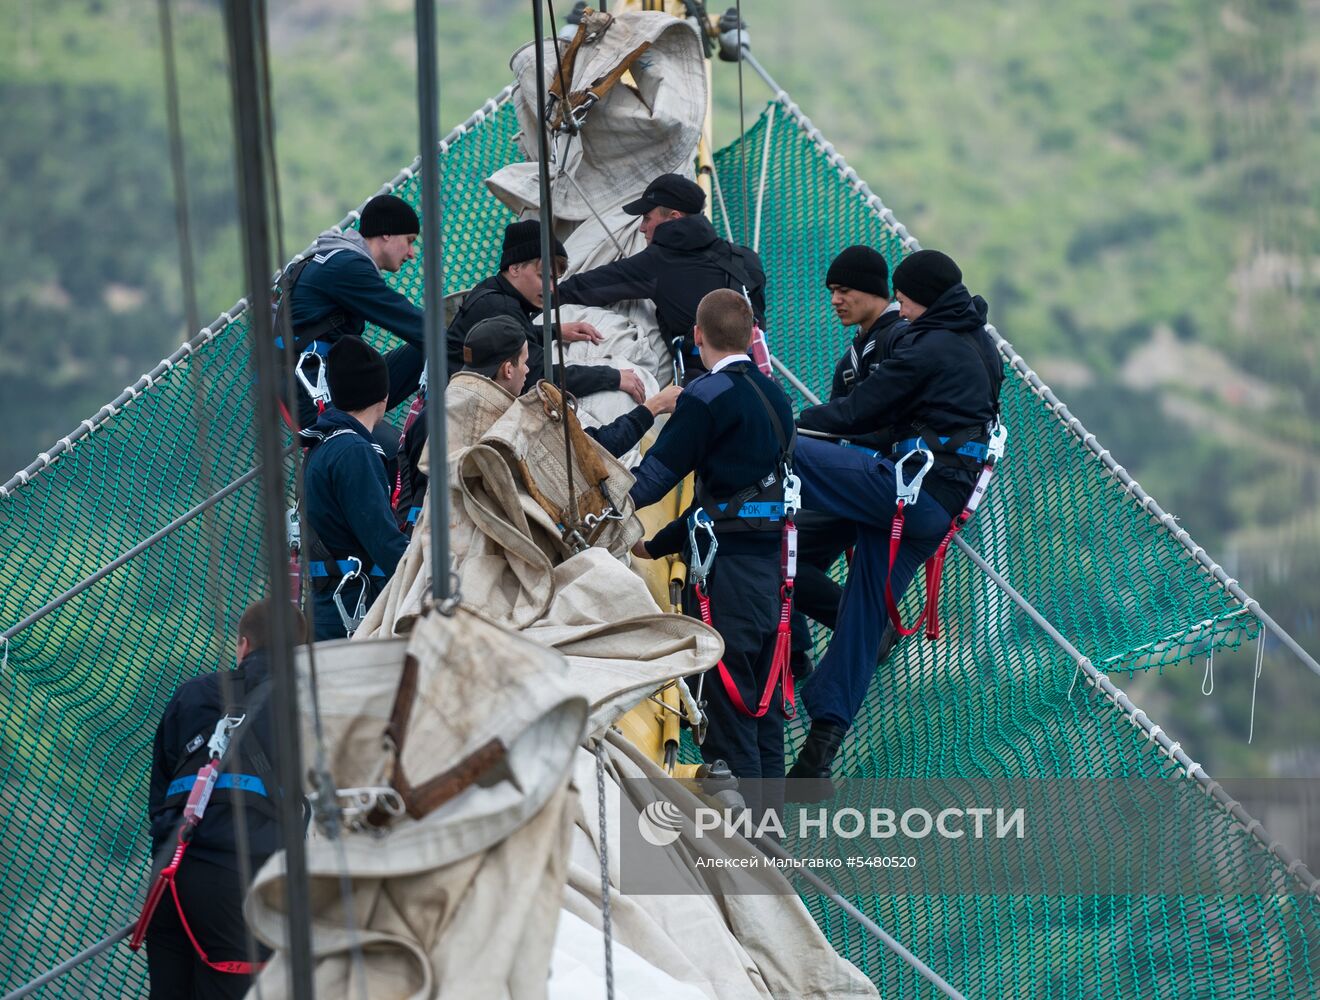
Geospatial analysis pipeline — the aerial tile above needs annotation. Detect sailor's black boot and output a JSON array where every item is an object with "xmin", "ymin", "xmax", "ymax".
[
  {"xmin": 785, "ymin": 720, "xmax": 848, "ymax": 802},
  {"xmin": 876, "ymin": 621, "xmax": 902, "ymax": 666}
]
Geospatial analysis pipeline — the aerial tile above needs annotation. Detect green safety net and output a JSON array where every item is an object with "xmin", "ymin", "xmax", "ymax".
[{"xmin": 0, "ymin": 92, "xmax": 1313, "ymax": 998}]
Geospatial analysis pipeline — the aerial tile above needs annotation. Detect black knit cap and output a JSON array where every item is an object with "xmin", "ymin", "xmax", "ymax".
[
  {"xmin": 463, "ymin": 315, "xmax": 528, "ymax": 378},
  {"xmin": 327, "ymin": 336, "xmax": 389, "ymax": 412},
  {"xmin": 825, "ymin": 245, "xmax": 890, "ymax": 298},
  {"xmin": 622, "ymin": 173, "xmax": 706, "ymax": 216},
  {"xmin": 358, "ymin": 194, "xmax": 420, "ymax": 238},
  {"xmin": 499, "ymin": 219, "xmax": 568, "ymax": 271},
  {"xmin": 891, "ymin": 249, "xmax": 963, "ymax": 308}
]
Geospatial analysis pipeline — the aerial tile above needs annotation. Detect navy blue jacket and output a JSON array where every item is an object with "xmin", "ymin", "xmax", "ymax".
[
  {"xmin": 632, "ymin": 359, "xmax": 793, "ymax": 557},
  {"xmin": 447, "ymin": 274, "xmax": 621, "ymax": 398},
  {"xmin": 558, "ymin": 215, "xmax": 767, "ymax": 371},
  {"xmin": 288, "ymin": 234, "xmax": 423, "ymax": 350},
  {"xmin": 303, "ymin": 408, "xmax": 407, "ymax": 583},
  {"xmin": 148, "ymin": 650, "xmax": 285, "ymax": 872},
  {"xmin": 797, "ymin": 283, "xmax": 1003, "ymax": 515}
]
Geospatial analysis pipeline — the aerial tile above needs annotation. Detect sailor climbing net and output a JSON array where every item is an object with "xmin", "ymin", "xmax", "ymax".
[{"xmin": 2, "ymin": 73, "xmax": 1319, "ymax": 1000}]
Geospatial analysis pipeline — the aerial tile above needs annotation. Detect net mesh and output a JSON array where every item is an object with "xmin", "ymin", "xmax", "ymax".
[{"xmin": 0, "ymin": 93, "xmax": 1314, "ymax": 997}]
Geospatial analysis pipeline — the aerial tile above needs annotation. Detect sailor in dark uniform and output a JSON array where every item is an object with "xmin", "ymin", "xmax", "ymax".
[
  {"xmin": 787, "ymin": 250, "xmax": 1003, "ymax": 798},
  {"xmin": 281, "ymin": 194, "xmax": 427, "ymax": 457},
  {"xmin": 446, "ymin": 220, "xmax": 647, "ymax": 404},
  {"xmin": 557, "ymin": 174, "xmax": 767, "ymax": 380},
  {"xmin": 790, "ymin": 246, "xmax": 909, "ymax": 676},
  {"xmin": 146, "ymin": 600, "xmax": 307, "ymax": 999},
  {"xmin": 302, "ymin": 337, "xmax": 408, "ymax": 642},
  {"xmin": 630, "ymin": 289, "xmax": 794, "ymax": 819}
]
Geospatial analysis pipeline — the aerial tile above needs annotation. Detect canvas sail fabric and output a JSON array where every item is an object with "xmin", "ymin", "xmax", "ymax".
[
  {"xmin": 487, "ymin": 9, "xmax": 703, "ymax": 426},
  {"xmin": 243, "ymin": 625, "xmax": 874, "ymax": 1000},
  {"xmin": 559, "ymin": 733, "xmax": 881, "ymax": 1000},
  {"xmin": 360, "ymin": 372, "xmax": 653, "ymax": 638},
  {"xmin": 243, "ymin": 611, "xmax": 589, "ymax": 1000},
  {"xmin": 487, "ymin": 11, "xmax": 707, "ymax": 224}
]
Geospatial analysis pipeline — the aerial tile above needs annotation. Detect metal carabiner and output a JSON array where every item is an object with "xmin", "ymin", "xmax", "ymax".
[
  {"xmin": 568, "ymin": 93, "xmax": 598, "ymax": 131},
  {"xmin": 671, "ymin": 336, "xmax": 687, "ymax": 387},
  {"xmin": 782, "ymin": 471, "xmax": 802, "ymax": 518},
  {"xmin": 332, "ymin": 557, "xmax": 369, "ymax": 637},
  {"xmin": 687, "ymin": 508, "xmax": 718, "ymax": 587},
  {"xmin": 208, "ymin": 714, "xmax": 246, "ymax": 761},
  {"xmin": 894, "ymin": 446, "xmax": 935, "ymax": 507},
  {"xmin": 295, "ymin": 350, "xmax": 332, "ymax": 409},
  {"xmin": 986, "ymin": 421, "xmax": 1008, "ymax": 466},
  {"xmin": 583, "ymin": 507, "xmax": 625, "ymax": 530}
]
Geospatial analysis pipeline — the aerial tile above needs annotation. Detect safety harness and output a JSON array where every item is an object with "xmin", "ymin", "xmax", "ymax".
[
  {"xmin": 688, "ymin": 368, "xmax": 800, "ymax": 721},
  {"xmin": 882, "ymin": 421, "xmax": 1008, "ymax": 638},
  {"xmin": 129, "ymin": 687, "xmax": 275, "ymax": 975},
  {"xmin": 271, "ymin": 250, "xmax": 358, "ymax": 430},
  {"xmin": 302, "ymin": 425, "xmax": 390, "ymax": 636}
]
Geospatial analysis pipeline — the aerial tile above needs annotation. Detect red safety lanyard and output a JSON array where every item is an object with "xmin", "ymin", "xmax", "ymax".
[
  {"xmin": 702, "ymin": 517, "xmax": 798, "ymax": 720},
  {"xmin": 128, "ymin": 763, "xmax": 267, "ymax": 976},
  {"xmin": 883, "ymin": 454, "xmax": 999, "ymax": 640}
]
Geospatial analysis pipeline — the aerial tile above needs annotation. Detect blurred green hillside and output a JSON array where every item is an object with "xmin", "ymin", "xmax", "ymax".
[{"xmin": 1, "ymin": 0, "xmax": 1317, "ymax": 772}]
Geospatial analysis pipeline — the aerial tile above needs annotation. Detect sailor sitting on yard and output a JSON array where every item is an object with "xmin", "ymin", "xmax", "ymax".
[
  {"xmin": 786, "ymin": 250, "xmax": 1003, "ymax": 799},
  {"xmin": 283, "ymin": 194, "xmax": 427, "ymax": 455},
  {"xmin": 790, "ymin": 245, "xmax": 910, "ymax": 677}
]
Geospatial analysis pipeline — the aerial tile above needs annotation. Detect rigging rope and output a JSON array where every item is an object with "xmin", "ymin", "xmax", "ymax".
[{"xmin": 594, "ymin": 740, "xmax": 617, "ymax": 1000}]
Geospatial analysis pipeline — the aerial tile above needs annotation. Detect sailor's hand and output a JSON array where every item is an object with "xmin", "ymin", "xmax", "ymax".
[
  {"xmin": 561, "ymin": 320, "xmax": 603, "ymax": 344},
  {"xmin": 631, "ymin": 538, "xmax": 652, "ymax": 559},
  {"xmin": 644, "ymin": 384, "xmax": 683, "ymax": 417},
  {"xmin": 618, "ymin": 368, "xmax": 647, "ymax": 403}
]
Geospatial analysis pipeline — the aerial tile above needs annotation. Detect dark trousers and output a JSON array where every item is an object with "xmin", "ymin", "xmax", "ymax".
[
  {"xmin": 793, "ymin": 510, "xmax": 856, "ymax": 630},
  {"xmin": 793, "ymin": 437, "xmax": 953, "ymax": 730},
  {"xmin": 686, "ymin": 548, "xmax": 785, "ymax": 819},
  {"xmin": 311, "ymin": 577, "xmax": 383, "ymax": 642},
  {"xmin": 788, "ymin": 510, "xmax": 857, "ymax": 664},
  {"xmin": 146, "ymin": 856, "xmax": 268, "ymax": 1000}
]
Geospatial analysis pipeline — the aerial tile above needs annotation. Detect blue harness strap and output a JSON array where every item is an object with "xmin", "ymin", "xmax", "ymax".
[
  {"xmin": 714, "ymin": 500, "xmax": 785, "ymax": 520},
  {"xmin": 308, "ymin": 560, "xmax": 386, "ymax": 579},
  {"xmin": 166, "ymin": 773, "xmax": 269, "ymax": 798},
  {"xmin": 892, "ymin": 436, "xmax": 988, "ymax": 462},
  {"xmin": 274, "ymin": 337, "xmax": 331, "ymax": 358},
  {"xmin": 407, "ymin": 506, "xmax": 423, "ymax": 525}
]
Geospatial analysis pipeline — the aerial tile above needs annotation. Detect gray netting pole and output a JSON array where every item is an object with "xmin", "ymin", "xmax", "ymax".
[
  {"xmin": 222, "ymin": 1, "xmax": 315, "ymax": 996},
  {"xmin": 415, "ymin": 0, "xmax": 451, "ymax": 604},
  {"xmin": 531, "ymin": 0, "xmax": 556, "ymax": 383},
  {"xmin": 0, "ymin": 924, "xmax": 133, "ymax": 1000},
  {"xmin": 0, "ymin": 465, "xmax": 265, "ymax": 642}
]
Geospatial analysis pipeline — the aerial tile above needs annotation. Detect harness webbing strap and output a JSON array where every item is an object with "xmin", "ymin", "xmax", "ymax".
[
  {"xmin": 698, "ymin": 581, "xmax": 796, "ymax": 720},
  {"xmin": 696, "ymin": 515, "xmax": 799, "ymax": 722},
  {"xmin": 883, "ymin": 446, "xmax": 1002, "ymax": 639}
]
